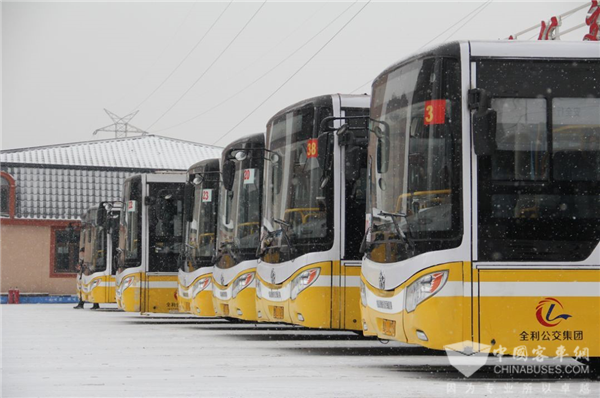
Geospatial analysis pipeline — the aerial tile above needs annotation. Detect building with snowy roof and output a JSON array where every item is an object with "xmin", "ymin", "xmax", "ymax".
[{"xmin": 1, "ymin": 135, "xmax": 222, "ymax": 297}]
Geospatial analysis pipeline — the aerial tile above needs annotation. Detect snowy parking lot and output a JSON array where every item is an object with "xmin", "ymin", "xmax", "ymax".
[{"xmin": 1, "ymin": 304, "xmax": 598, "ymax": 397}]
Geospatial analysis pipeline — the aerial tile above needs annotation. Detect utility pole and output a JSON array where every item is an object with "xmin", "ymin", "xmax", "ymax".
[{"xmin": 93, "ymin": 109, "xmax": 148, "ymax": 138}]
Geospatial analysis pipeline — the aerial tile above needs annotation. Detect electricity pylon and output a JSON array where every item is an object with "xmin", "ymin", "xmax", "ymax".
[{"xmin": 93, "ymin": 109, "xmax": 148, "ymax": 138}]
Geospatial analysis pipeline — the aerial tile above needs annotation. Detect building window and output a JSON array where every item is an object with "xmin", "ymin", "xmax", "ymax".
[
  {"xmin": 53, "ymin": 226, "xmax": 81, "ymax": 274},
  {"xmin": 1, "ymin": 177, "xmax": 9, "ymax": 217},
  {"xmin": 1, "ymin": 173, "xmax": 16, "ymax": 218}
]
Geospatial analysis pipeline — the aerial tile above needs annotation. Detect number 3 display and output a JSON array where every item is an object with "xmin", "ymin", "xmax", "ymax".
[{"xmin": 424, "ymin": 99, "xmax": 446, "ymax": 125}]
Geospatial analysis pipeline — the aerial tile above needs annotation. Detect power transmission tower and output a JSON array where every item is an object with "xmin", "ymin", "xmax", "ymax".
[{"xmin": 93, "ymin": 109, "xmax": 148, "ymax": 138}]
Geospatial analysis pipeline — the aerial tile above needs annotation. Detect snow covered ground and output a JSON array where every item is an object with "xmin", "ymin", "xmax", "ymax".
[{"xmin": 1, "ymin": 304, "xmax": 597, "ymax": 397}]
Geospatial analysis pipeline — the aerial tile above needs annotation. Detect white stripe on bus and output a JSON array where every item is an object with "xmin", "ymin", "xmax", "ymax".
[{"xmin": 478, "ymin": 282, "xmax": 599, "ymax": 297}]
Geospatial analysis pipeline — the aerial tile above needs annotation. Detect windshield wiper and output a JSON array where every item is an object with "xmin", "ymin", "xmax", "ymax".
[
  {"xmin": 182, "ymin": 243, "xmax": 204, "ymax": 268},
  {"xmin": 213, "ymin": 241, "xmax": 240, "ymax": 265},
  {"xmin": 377, "ymin": 211, "xmax": 416, "ymax": 253},
  {"xmin": 256, "ymin": 226, "xmax": 273, "ymax": 258},
  {"xmin": 359, "ymin": 227, "xmax": 373, "ymax": 254},
  {"xmin": 273, "ymin": 218, "xmax": 297, "ymax": 257},
  {"xmin": 273, "ymin": 218, "xmax": 291, "ymax": 228}
]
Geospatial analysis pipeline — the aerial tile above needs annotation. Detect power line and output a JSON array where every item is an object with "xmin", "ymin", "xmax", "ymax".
[
  {"xmin": 213, "ymin": 0, "xmax": 371, "ymax": 146},
  {"xmin": 131, "ymin": 1, "xmax": 233, "ymax": 112},
  {"xmin": 154, "ymin": 2, "xmax": 357, "ymax": 133},
  {"xmin": 350, "ymin": 0, "xmax": 493, "ymax": 96},
  {"xmin": 419, "ymin": 0, "xmax": 492, "ymax": 50},
  {"xmin": 350, "ymin": 77, "xmax": 373, "ymax": 94},
  {"xmin": 113, "ymin": 2, "xmax": 198, "ymax": 110},
  {"xmin": 443, "ymin": 0, "xmax": 494, "ymax": 42},
  {"xmin": 146, "ymin": 1, "xmax": 267, "ymax": 130},
  {"xmin": 228, "ymin": 3, "xmax": 327, "ymax": 83}
]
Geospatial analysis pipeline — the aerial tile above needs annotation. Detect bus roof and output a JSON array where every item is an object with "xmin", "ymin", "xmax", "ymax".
[
  {"xmin": 187, "ymin": 158, "xmax": 220, "ymax": 176},
  {"xmin": 374, "ymin": 40, "xmax": 599, "ymax": 89},
  {"xmin": 469, "ymin": 40, "xmax": 600, "ymax": 59},
  {"xmin": 266, "ymin": 94, "xmax": 370, "ymax": 127}
]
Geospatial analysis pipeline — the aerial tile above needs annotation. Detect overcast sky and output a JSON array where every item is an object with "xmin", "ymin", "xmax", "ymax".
[{"xmin": 2, "ymin": 0, "xmax": 592, "ymax": 150}]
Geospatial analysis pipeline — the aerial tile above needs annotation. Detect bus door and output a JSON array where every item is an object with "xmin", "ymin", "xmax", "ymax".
[
  {"xmin": 339, "ymin": 109, "xmax": 369, "ymax": 331},
  {"xmin": 473, "ymin": 59, "xmax": 600, "ymax": 356},
  {"xmin": 144, "ymin": 182, "xmax": 184, "ymax": 313}
]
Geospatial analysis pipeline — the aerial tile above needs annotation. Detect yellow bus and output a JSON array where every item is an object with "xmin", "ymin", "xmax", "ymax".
[
  {"xmin": 116, "ymin": 173, "xmax": 186, "ymax": 313},
  {"xmin": 177, "ymin": 159, "xmax": 220, "ymax": 316},
  {"xmin": 212, "ymin": 133, "xmax": 264, "ymax": 321},
  {"xmin": 80, "ymin": 201, "xmax": 121, "ymax": 308},
  {"xmin": 360, "ymin": 41, "xmax": 599, "ymax": 361},
  {"xmin": 256, "ymin": 94, "xmax": 370, "ymax": 330}
]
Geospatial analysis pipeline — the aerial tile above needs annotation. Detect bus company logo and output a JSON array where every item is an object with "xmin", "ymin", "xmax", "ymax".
[
  {"xmin": 536, "ymin": 298, "xmax": 572, "ymax": 327},
  {"xmin": 270, "ymin": 268, "xmax": 276, "ymax": 285},
  {"xmin": 220, "ymin": 275, "xmax": 225, "ymax": 286},
  {"xmin": 379, "ymin": 271, "xmax": 386, "ymax": 290}
]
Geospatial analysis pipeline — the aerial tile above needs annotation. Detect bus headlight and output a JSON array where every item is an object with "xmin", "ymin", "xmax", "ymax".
[
  {"xmin": 90, "ymin": 279, "xmax": 100, "ymax": 291},
  {"xmin": 360, "ymin": 279, "xmax": 367, "ymax": 307},
  {"xmin": 121, "ymin": 276, "xmax": 134, "ymax": 292},
  {"xmin": 290, "ymin": 268, "xmax": 320, "ymax": 300},
  {"xmin": 405, "ymin": 271, "xmax": 448, "ymax": 313},
  {"xmin": 117, "ymin": 276, "xmax": 134, "ymax": 297},
  {"xmin": 192, "ymin": 277, "xmax": 211, "ymax": 298},
  {"xmin": 232, "ymin": 272, "xmax": 255, "ymax": 299}
]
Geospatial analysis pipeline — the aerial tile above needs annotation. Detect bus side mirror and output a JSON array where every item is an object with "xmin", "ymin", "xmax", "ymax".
[
  {"xmin": 371, "ymin": 122, "xmax": 389, "ymax": 174},
  {"xmin": 473, "ymin": 109, "xmax": 497, "ymax": 156},
  {"xmin": 470, "ymin": 88, "xmax": 497, "ymax": 156},
  {"xmin": 376, "ymin": 135, "xmax": 389, "ymax": 174},
  {"xmin": 183, "ymin": 183, "xmax": 194, "ymax": 222},
  {"xmin": 316, "ymin": 132, "xmax": 331, "ymax": 170},
  {"xmin": 222, "ymin": 160, "xmax": 235, "ymax": 191},
  {"xmin": 336, "ymin": 124, "xmax": 351, "ymax": 146}
]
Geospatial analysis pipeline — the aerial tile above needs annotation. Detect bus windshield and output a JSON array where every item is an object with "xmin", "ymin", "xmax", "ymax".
[
  {"xmin": 216, "ymin": 157, "xmax": 262, "ymax": 269},
  {"xmin": 91, "ymin": 225, "xmax": 107, "ymax": 273},
  {"xmin": 262, "ymin": 105, "xmax": 333, "ymax": 263},
  {"xmin": 119, "ymin": 177, "xmax": 142, "ymax": 269},
  {"xmin": 477, "ymin": 60, "xmax": 600, "ymax": 261},
  {"xmin": 79, "ymin": 221, "xmax": 93, "ymax": 272},
  {"xmin": 366, "ymin": 57, "xmax": 462, "ymax": 264},
  {"xmin": 186, "ymin": 174, "xmax": 219, "ymax": 270}
]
